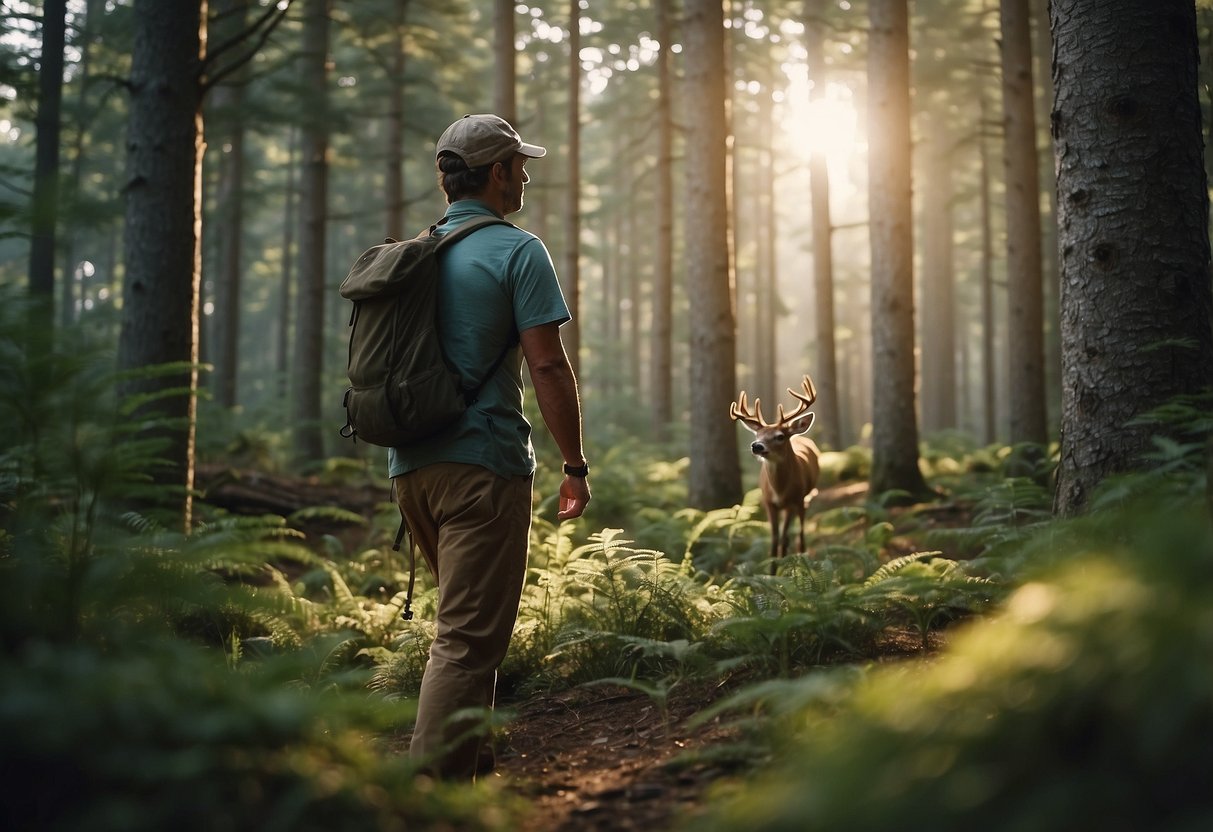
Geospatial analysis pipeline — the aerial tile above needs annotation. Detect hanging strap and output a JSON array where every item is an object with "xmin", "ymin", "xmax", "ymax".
[{"xmin": 390, "ymin": 479, "xmax": 415, "ymax": 621}]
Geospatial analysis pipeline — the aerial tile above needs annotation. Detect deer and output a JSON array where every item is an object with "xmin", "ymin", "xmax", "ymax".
[{"xmin": 730, "ymin": 375, "xmax": 822, "ymax": 574}]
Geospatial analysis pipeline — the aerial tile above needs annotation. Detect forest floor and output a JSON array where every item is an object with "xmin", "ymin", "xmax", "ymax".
[
  {"xmin": 483, "ymin": 625, "xmax": 946, "ymax": 832},
  {"xmin": 198, "ymin": 467, "xmax": 971, "ymax": 831}
]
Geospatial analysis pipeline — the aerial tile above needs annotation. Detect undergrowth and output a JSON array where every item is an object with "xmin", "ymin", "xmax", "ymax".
[{"xmin": 5, "ymin": 293, "xmax": 1207, "ymax": 830}]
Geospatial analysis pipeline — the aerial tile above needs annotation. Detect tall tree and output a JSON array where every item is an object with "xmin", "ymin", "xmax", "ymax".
[
  {"xmin": 919, "ymin": 99, "xmax": 957, "ymax": 434},
  {"xmin": 866, "ymin": 0, "xmax": 928, "ymax": 498},
  {"xmin": 385, "ymin": 0, "xmax": 408, "ymax": 238},
  {"xmin": 999, "ymin": 0, "xmax": 1048, "ymax": 445},
  {"xmin": 1031, "ymin": 0, "xmax": 1061, "ymax": 422},
  {"xmin": 978, "ymin": 91, "xmax": 997, "ymax": 444},
  {"xmin": 28, "ymin": 0, "xmax": 67, "ymax": 333},
  {"xmin": 564, "ymin": 0, "xmax": 582, "ymax": 377},
  {"xmin": 684, "ymin": 0, "xmax": 742, "ymax": 509},
  {"xmin": 803, "ymin": 1, "xmax": 841, "ymax": 449},
  {"xmin": 208, "ymin": 0, "xmax": 251, "ymax": 410},
  {"xmin": 1052, "ymin": 0, "xmax": 1213, "ymax": 515},
  {"xmin": 650, "ymin": 0, "xmax": 675, "ymax": 440},
  {"xmin": 292, "ymin": 0, "xmax": 331, "ymax": 462},
  {"xmin": 116, "ymin": 0, "xmax": 207, "ymax": 528},
  {"xmin": 494, "ymin": 0, "xmax": 516, "ymax": 123}
]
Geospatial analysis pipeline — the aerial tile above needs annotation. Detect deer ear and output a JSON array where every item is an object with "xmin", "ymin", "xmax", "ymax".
[{"xmin": 788, "ymin": 412, "xmax": 815, "ymax": 435}]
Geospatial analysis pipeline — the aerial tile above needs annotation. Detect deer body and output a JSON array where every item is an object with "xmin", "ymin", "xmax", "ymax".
[{"xmin": 731, "ymin": 376, "xmax": 822, "ymax": 572}]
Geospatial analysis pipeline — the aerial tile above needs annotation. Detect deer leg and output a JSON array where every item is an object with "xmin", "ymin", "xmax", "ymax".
[
  {"xmin": 775, "ymin": 510, "xmax": 793, "ymax": 574},
  {"xmin": 795, "ymin": 504, "xmax": 806, "ymax": 554},
  {"xmin": 766, "ymin": 503, "xmax": 780, "ymax": 565}
]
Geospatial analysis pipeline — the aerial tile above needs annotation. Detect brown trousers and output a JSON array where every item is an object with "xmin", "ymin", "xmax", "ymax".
[{"xmin": 393, "ymin": 462, "xmax": 533, "ymax": 778}]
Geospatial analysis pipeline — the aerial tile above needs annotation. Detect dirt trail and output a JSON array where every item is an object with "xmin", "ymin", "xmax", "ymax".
[{"xmin": 491, "ymin": 682, "xmax": 744, "ymax": 832}]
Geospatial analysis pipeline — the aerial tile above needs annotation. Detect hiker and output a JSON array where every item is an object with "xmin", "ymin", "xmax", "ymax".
[{"xmin": 391, "ymin": 113, "xmax": 591, "ymax": 779}]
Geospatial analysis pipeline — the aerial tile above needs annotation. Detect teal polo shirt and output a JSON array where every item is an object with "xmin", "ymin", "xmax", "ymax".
[{"xmin": 387, "ymin": 200, "xmax": 571, "ymax": 479}]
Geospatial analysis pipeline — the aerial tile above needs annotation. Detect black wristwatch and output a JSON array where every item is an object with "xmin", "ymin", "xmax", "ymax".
[{"xmin": 563, "ymin": 461, "xmax": 590, "ymax": 478}]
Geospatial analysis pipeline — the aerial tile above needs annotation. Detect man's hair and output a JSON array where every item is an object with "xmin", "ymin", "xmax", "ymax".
[{"xmin": 437, "ymin": 151, "xmax": 495, "ymax": 202}]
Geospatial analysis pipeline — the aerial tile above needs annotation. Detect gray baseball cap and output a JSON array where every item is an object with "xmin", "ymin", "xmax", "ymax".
[{"xmin": 435, "ymin": 114, "xmax": 547, "ymax": 168}]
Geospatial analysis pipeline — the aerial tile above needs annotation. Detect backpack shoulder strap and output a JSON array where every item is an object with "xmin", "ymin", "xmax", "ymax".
[{"xmin": 432, "ymin": 214, "xmax": 514, "ymax": 250}]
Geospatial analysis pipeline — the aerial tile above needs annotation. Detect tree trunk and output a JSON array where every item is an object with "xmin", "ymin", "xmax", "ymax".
[
  {"xmin": 979, "ymin": 93, "xmax": 997, "ymax": 445},
  {"xmin": 1052, "ymin": 0, "xmax": 1213, "ymax": 515},
  {"xmin": 804, "ymin": 5, "xmax": 841, "ymax": 449},
  {"xmin": 919, "ymin": 101, "xmax": 957, "ymax": 434},
  {"xmin": 292, "ymin": 0, "xmax": 330, "ymax": 463},
  {"xmin": 116, "ymin": 0, "xmax": 206, "ymax": 529},
  {"xmin": 563, "ymin": 0, "xmax": 581, "ymax": 378},
  {"xmin": 1000, "ymin": 0, "xmax": 1048, "ymax": 445},
  {"xmin": 208, "ymin": 0, "xmax": 250, "ymax": 411},
  {"xmin": 757, "ymin": 87, "xmax": 777, "ymax": 403},
  {"xmin": 28, "ymin": 0, "xmax": 67, "ymax": 334},
  {"xmin": 1032, "ymin": 0, "xmax": 1062, "ymax": 426},
  {"xmin": 650, "ymin": 0, "xmax": 674, "ymax": 440},
  {"xmin": 494, "ymin": 0, "xmax": 516, "ymax": 124},
  {"xmin": 277, "ymin": 127, "xmax": 297, "ymax": 400},
  {"xmin": 385, "ymin": 0, "xmax": 408, "ymax": 238},
  {"xmin": 867, "ymin": 0, "xmax": 928, "ymax": 499},
  {"xmin": 684, "ymin": 0, "xmax": 742, "ymax": 509}
]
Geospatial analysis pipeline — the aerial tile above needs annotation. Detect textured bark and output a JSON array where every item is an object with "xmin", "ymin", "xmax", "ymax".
[
  {"xmin": 1052, "ymin": 0, "xmax": 1213, "ymax": 515},
  {"xmin": 292, "ymin": 0, "xmax": 330, "ymax": 462},
  {"xmin": 563, "ymin": 0, "xmax": 581, "ymax": 377},
  {"xmin": 28, "ymin": 0, "xmax": 67, "ymax": 332},
  {"xmin": 684, "ymin": 0, "xmax": 742, "ymax": 509},
  {"xmin": 1000, "ymin": 0, "xmax": 1048, "ymax": 445},
  {"xmin": 650, "ymin": 0, "xmax": 674, "ymax": 440},
  {"xmin": 804, "ymin": 4, "xmax": 841, "ymax": 449},
  {"xmin": 919, "ymin": 103, "xmax": 957, "ymax": 435},
  {"xmin": 385, "ymin": 0, "xmax": 408, "ymax": 238},
  {"xmin": 208, "ymin": 0, "xmax": 250, "ymax": 410},
  {"xmin": 494, "ymin": 0, "xmax": 516, "ymax": 124},
  {"xmin": 1032, "ymin": 0, "xmax": 1062, "ymax": 423},
  {"xmin": 116, "ymin": 0, "xmax": 206, "ymax": 528},
  {"xmin": 979, "ymin": 93, "xmax": 997, "ymax": 444},
  {"xmin": 867, "ymin": 0, "xmax": 928, "ymax": 498}
]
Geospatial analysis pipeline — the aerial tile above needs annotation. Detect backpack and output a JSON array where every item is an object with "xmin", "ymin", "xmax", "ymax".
[{"xmin": 338, "ymin": 215, "xmax": 514, "ymax": 448}]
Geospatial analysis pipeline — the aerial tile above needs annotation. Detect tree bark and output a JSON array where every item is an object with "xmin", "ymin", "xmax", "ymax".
[
  {"xmin": 804, "ymin": 4, "xmax": 841, "ymax": 449},
  {"xmin": 563, "ymin": 0, "xmax": 581, "ymax": 378},
  {"xmin": 28, "ymin": 0, "xmax": 67, "ymax": 334},
  {"xmin": 867, "ymin": 0, "xmax": 928, "ymax": 499},
  {"xmin": 1000, "ymin": 0, "xmax": 1048, "ymax": 445},
  {"xmin": 117, "ymin": 0, "xmax": 207, "ymax": 529},
  {"xmin": 684, "ymin": 0, "xmax": 742, "ymax": 509},
  {"xmin": 208, "ymin": 0, "xmax": 250, "ymax": 411},
  {"xmin": 1052, "ymin": 0, "xmax": 1213, "ymax": 515},
  {"xmin": 979, "ymin": 93, "xmax": 997, "ymax": 444},
  {"xmin": 919, "ymin": 101, "xmax": 957, "ymax": 434},
  {"xmin": 385, "ymin": 0, "xmax": 408, "ymax": 238},
  {"xmin": 494, "ymin": 0, "xmax": 516, "ymax": 124},
  {"xmin": 292, "ymin": 0, "xmax": 330, "ymax": 463},
  {"xmin": 650, "ymin": 0, "xmax": 675, "ymax": 440}
]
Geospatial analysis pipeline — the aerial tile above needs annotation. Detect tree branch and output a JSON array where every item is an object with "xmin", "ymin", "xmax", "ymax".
[{"xmin": 201, "ymin": 0, "xmax": 294, "ymax": 95}]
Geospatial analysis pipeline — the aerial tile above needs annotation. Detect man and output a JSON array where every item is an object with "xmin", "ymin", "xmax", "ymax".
[{"xmin": 391, "ymin": 113, "xmax": 591, "ymax": 779}]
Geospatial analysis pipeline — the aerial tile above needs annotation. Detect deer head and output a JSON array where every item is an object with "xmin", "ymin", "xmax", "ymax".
[{"xmin": 730, "ymin": 375, "xmax": 817, "ymax": 458}]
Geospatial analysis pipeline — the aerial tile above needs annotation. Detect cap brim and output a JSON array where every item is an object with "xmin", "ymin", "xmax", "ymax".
[{"xmin": 519, "ymin": 141, "xmax": 547, "ymax": 158}]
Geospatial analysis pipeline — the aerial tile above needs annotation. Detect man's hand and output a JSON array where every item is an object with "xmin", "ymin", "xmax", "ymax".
[{"xmin": 557, "ymin": 474, "xmax": 591, "ymax": 521}]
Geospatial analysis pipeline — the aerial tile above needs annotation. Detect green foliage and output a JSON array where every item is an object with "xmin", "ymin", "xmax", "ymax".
[
  {"xmin": 0, "ymin": 641, "xmax": 514, "ymax": 832},
  {"xmin": 693, "ymin": 496, "xmax": 1213, "ymax": 832},
  {"xmin": 0, "ymin": 305, "xmax": 517, "ymax": 830}
]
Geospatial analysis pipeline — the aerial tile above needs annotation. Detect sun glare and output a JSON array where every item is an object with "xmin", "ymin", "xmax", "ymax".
[{"xmin": 779, "ymin": 69, "xmax": 862, "ymax": 178}]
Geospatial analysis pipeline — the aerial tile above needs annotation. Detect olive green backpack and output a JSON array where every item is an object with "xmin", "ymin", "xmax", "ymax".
[{"xmin": 339, "ymin": 215, "xmax": 514, "ymax": 448}]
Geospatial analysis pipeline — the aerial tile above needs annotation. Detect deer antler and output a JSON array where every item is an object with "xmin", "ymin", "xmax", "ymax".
[
  {"xmin": 730, "ymin": 390, "xmax": 771, "ymax": 429},
  {"xmin": 781, "ymin": 375, "xmax": 817, "ymax": 424}
]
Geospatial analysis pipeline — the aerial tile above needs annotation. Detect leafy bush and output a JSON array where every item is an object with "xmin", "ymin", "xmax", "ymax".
[
  {"xmin": 0, "ymin": 640, "xmax": 516, "ymax": 832},
  {"xmin": 694, "ymin": 496, "xmax": 1213, "ymax": 832}
]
